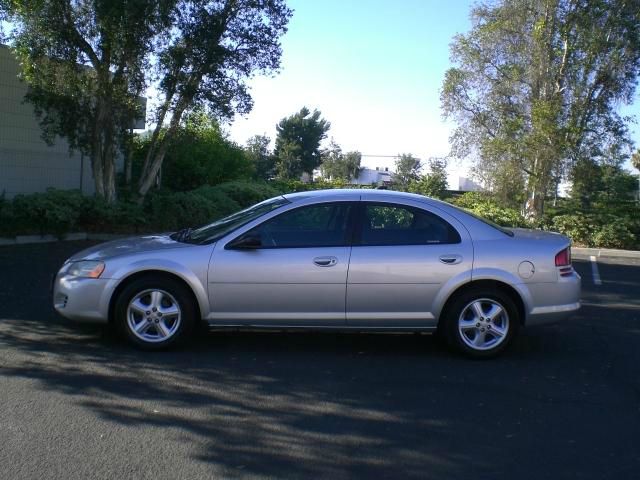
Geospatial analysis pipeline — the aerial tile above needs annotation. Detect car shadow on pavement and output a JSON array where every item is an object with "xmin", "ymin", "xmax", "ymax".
[{"xmin": 2, "ymin": 310, "xmax": 630, "ymax": 480}]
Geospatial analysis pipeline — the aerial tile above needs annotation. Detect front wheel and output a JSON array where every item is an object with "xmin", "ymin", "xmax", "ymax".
[
  {"xmin": 114, "ymin": 277, "xmax": 196, "ymax": 350},
  {"xmin": 442, "ymin": 289, "xmax": 519, "ymax": 359}
]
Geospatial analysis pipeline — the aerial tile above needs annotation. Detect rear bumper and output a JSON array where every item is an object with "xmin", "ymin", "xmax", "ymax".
[
  {"xmin": 524, "ymin": 272, "xmax": 581, "ymax": 326},
  {"xmin": 527, "ymin": 301, "xmax": 581, "ymax": 326}
]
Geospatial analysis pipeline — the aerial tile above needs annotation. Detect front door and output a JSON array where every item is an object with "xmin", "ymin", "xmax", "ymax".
[{"xmin": 208, "ymin": 202, "xmax": 354, "ymax": 325}]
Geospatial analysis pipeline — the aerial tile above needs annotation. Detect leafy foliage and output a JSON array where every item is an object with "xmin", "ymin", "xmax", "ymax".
[
  {"xmin": 197, "ymin": 181, "xmax": 280, "ymax": 208},
  {"xmin": 2, "ymin": 183, "xmax": 638, "ymax": 251},
  {"xmin": 407, "ymin": 158, "xmax": 449, "ymax": 199},
  {"xmin": 394, "ymin": 154, "xmax": 422, "ymax": 187},
  {"xmin": 145, "ymin": 190, "xmax": 239, "ymax": 231},
  {"xmin": 551, "ymin": 214, "xmax": 638, "ymax": 249},
  {"xmin": 570, "ymin": 160, "xmax": 638, "ymax": 207},
  {"xmin": 137, "ymin": 0, "xmax": 292, "ymax": 198},
  {"xmin": 319, "ymin": 141, "xmax": 362, "ymax": 181},
  {"xmin": 245, "ymin": 135, "xmax": 275, "ymax": 181},
  {"xmin": 134, "ymin": 111, "xmax": 253, "ymax": 191},
  {"xmin": 274, "ymin": 107, "xmax": 331, "ymax": 178},
  {"xmin": 452, "ymin": 192, "xmax": 531, "ymax": 228},
  {"xmin": 442, "ymin": 0, "xmax": 640, "ymax": 218}
]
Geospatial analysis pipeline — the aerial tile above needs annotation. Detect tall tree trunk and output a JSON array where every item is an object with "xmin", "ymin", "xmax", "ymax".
[
  {"xmin": 137, "ymin": 92, "xmax": 193, "ymax": 200},
  {"xmin": 91, "ymin": 151, "xmax": 105, "ymax": 198},
  {"xmin": 103, "ymin": 138, "xmax": 117, "ymax": 204}
]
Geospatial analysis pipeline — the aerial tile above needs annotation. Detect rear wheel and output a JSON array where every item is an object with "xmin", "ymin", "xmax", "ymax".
[
  {"xmin": 114, "ymin": 277, "xmax": 196, "ymax": 350},
  {"xmin": 442, "ymin": 288, "xmax": 519, "ymax": 359}
]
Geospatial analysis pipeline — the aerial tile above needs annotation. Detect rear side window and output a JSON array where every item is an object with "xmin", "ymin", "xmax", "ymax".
[
  {"xmin": 358, "ymin": 203, "xmax": 461, "ymax": 246},
  {"xmin": 247, "ymin": 202, "xmax": 352, "ymax": 248}
]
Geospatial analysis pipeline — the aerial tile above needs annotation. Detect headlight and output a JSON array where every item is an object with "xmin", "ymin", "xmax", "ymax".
[{"xmin": 66, "ymin": 261, "xmax": 105, "ymax": 278}]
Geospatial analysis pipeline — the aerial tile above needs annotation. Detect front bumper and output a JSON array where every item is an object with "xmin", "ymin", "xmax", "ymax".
[{"xmin": 53, "ymin": 273, "xmax": 111, "ymax": 324}]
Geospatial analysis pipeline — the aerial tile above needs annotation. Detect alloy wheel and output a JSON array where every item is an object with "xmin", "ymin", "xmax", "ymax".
[
  {"xmin": 126, "ymin": 289, "xmax": 182, "ymax": 343},
  {"xmin": 457, "ymin": 298, "xmax": 510, "ymax": 351}
]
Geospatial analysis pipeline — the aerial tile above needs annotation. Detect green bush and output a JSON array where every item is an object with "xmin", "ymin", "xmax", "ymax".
[
  {"xmin": 550, "ymin": 215, "xmax": 595, "ymax": 246},
  {"xmin": 80, "ymin": 198, "xmax": 147, "ymax": 233},
  {"xmin": 451, "ymin": 191, "xmax": 497, "ymax": 209},
  {"xmin": 10, "ymin": 189, "xmax": 85, "ymax": 237},
  {"xmin": 269, "ymin": 178, "xmax": 355, "ymax": 193},
  {"xmin": 201, "ymin": 181, "xmax": 281, "ymax": 208},
  {"xmin": 2, "ymin": 185, "xmax": 637, "ymax": 251},
  {"xmin": 145, "ymin": 190, "xmax": 240, "ymax": 231},
  {"xmin": 452, "ymin": 192, "xmax": 530, "ymax": 228},
  {"xmin": 467, "ymin": 203, "xmax": 531, "ymax": 228},
  {"xmin": 592, "ymin": 222, "xmax": 637, "ymax": 250},
  {"xmin": 133, "ymin": 112, "xmax": 254, "ymax": 192},
  {"xmin": 0, "ymin": 194, "xmax": 14, "ymax": 237},
  {"xmin": 551, "ymin": 214, "xmax": 638, "ymax": 249}
]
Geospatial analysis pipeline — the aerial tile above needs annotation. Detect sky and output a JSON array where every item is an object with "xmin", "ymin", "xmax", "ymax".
[
  {"xmin": 225, "ymin": 0, "xmax": 640, "ymax": 185},
  {"xmin": 225, "ymin": 0, "xmax": 476, "ymax": 183}
]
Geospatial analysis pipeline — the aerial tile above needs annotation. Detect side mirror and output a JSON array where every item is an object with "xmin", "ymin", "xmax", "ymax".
[{"xmin": 228, "ymin": 233, "xmax": 262, "ymax": 250}]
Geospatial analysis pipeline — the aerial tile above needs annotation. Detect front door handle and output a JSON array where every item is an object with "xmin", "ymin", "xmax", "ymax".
[
  {"xmin": 439, "ymin": 254, "xmax": 462, "ymax": 265},
  {"xmin": 313, "ymin": 256, "xmax": 338, "ymax": 267}
]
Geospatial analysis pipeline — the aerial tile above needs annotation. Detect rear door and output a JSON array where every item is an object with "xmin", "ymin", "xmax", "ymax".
[
  {"xmin": 208, "ymin": 201, "xmax": 355, "ymax": 325},
  {"xmin": 346, "ymin": 200, "xmax": 473, "ymax": 327}
]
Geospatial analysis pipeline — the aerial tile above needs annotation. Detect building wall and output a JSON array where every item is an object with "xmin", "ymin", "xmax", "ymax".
[
  {"xmin": 0, "ymin": 45, "xmax": 94, "ymax": 198},
  {"xmin": 353, "ymin": 167, "xmax": 393, "ymax": 186}
]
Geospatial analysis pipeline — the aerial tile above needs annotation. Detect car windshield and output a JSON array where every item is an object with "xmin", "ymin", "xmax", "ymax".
[
  {"xmin": 448, "ymin": 204, "xmax": 515, "ymax": 237},
  {"xmin": 184, "ymin": 196, "xmax": 290, "ymax": 244}
]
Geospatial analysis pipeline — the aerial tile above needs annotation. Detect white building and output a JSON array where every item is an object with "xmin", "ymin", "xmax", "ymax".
[
  {"xmin": 448, "ymin": 176, "xmax": 484, "ymax": 192},
  {"xmin": 352, "ymin": 167, "xmax": 394, "ymax": 186}
]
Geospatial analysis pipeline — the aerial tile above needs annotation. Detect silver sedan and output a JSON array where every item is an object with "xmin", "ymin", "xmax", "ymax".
[{"xmin": 53, "ymin": 189, "xmax": 581, "ymax": 358}]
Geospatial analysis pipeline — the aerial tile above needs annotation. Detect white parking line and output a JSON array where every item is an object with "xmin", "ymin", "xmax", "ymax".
[{"xmin": 590, "ymin": 255, "xmax": 602, "ymax": 285}]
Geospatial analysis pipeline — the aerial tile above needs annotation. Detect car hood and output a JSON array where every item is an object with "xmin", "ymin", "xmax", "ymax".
[{"xmin": 68, "ymin": 234, "xmax": 194, "ymax": 261}]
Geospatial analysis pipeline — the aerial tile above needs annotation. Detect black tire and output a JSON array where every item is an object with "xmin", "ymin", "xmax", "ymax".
[
  {"xmin": 114, "ymin": 276, "xmax": 196, "ymax": 350},
  {"xmin": 442, "ymin": 288, "xmax": 520, "ymax": 359}
]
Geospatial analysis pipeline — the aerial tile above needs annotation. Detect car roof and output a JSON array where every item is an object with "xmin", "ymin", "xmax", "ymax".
[{"xmin": 283, "ymin": 188, "xmax": 435, "ymax": 204}]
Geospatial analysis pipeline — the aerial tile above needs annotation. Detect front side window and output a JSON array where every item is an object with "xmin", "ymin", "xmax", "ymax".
[
  {"xmin": 359, "ymin": 203, "xmax": 461, "ymax": 246},
  {"xmin": 241, "ymin": 202, "xmax": 352, "ymax": 248}
]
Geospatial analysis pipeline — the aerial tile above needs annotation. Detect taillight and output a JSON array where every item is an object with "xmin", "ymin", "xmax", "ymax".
[
  {"xmin": 555, "ymin": 247, "xmax": 571, "ymax": 266},
  {"xmin": 555, "ymin": 247, "xmax": 573, "ymax": 276}
]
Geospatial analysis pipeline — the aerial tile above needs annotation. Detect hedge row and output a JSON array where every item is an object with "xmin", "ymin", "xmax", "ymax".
[
  {"xmin": 1, "ymin": 183, "xmax": 638, "ymax": 250},
  {"xmin": 0, "ymin": 181, "xmax": 281, "ymax": 238},
  {"xmin": 450, "ymin": 192, "xmax": 640, "ymax": 250}
]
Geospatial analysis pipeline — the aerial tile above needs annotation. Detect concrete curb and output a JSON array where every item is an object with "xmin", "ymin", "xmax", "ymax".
[
  {"xmin": 573, "ymin": 247, "xmax": 640, "ymax": 259},
  {"xmin": 0, "ymin": 232, "xmax": 130, "ymax": 246}
]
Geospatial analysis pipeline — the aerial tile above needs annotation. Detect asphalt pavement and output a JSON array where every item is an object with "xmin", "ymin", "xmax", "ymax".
[{"xmin": 1, "ymin": 241, "xmax": 639, "ymax": 480}]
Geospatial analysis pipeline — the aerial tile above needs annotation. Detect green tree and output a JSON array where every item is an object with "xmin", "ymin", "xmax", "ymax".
[
  {"xmin": 245, "ymin": 135, "xmax": 274, "ymax": 180},
  {"xmin": 138, "ymin": 0, "xmax": 291, "ymax": 199},
  {"xmin": 569, "ymin": 158, "xmax": 604, "ymax": 208},
  {"xmin": 441, "ymin": 0, "xmax": 640, "ymax": 218},
  {"xmin": 571, "ymin": 157, "xmax": 638, "ymax": 207},
  {"xmin": 320, "ymin": 140, "xmax": 362, "ymax": 181},
  {"xmin": 1, "ymin": 0, "xmax": 173, "ymax": 202},
  {"xmin": 274, "ymin": 107, "xmax": 330, "ymax": 178},
  {"xmin": 408, "ymin": 157, "xmax": 449, "ymax": 198},
  {"xmin": 274, "ymin": 141, "xmax": 303, "ymax": 179},
  {"xmin": 134, "ymin": 111, "xmax": 252, "ymax": 191},
  {"xmin": 394, "ymin": 153, "xmax": 422, "ymax": 187}
]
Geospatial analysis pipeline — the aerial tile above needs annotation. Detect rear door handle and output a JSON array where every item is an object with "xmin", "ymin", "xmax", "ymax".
[
  {"xmin": 439, "ymin": 254, "xmax": 462, "ymax": 265},
  {"xmin": 313, "ymin": 256, "xmax": 338, "ymax": 267}
]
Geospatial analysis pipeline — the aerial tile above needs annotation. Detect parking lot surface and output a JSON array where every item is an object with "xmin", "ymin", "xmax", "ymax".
[{"xmin": 1, "ymin": 241, "xmax": 639, "ymax": 479}]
